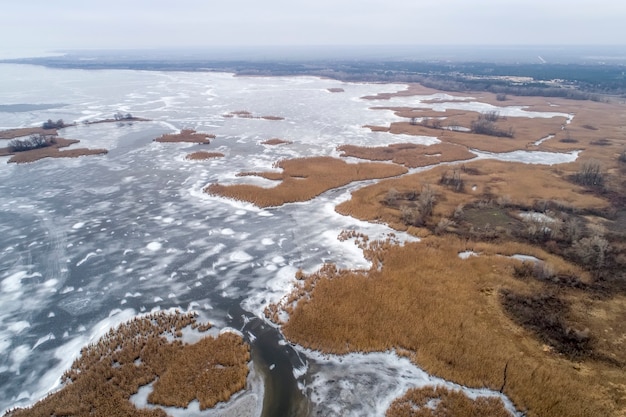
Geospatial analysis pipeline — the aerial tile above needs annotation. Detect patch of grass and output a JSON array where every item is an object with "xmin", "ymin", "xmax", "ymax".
[
  {"xmin": 386, "ymin": 386, "xmax": 512, "ymax": 417},
  {"xmin": 7, "ymin": 312, "xmax": 250, "ymax": 417},
  {"xmin": 206, "ymin": 156, "xmax": 407, "ymax": 207}
]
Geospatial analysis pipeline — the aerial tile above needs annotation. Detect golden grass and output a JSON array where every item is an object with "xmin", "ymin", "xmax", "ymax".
[
  {"xmin": 336, "ymin": 159, "xmax": 609, "ymax": 231},
  {"xmin": 386, "ymin": 386, "xmax": 511, "ymax": 417},
  {"xmin": 270, "ymin": 236, "xmax": 625, "ymax": 417},
  {"xmin": 337, "ymin": 142, "xmax": 475, "ymax": 168},
  {"xmin": 0, "ymin": 138, "xmax": 107, "ymax": 164},
  {"xmin": 154, "ymin": 129, "xmax": 214, "ymax": 144},
  {"xmin": 185, "ymin": 151, "xmax": 225, "ymax": 160},
  {"xmin": 0, "ymin": 127, "xmax": 58, "ymax": 139},
  {"xmin": 206, "ymin": 156, "xmax": 407, "ymax": 207},
  {"xmin": 7, "ymin": 312, "xmax": 250, "ymax": 417},
  {"xmin": 261, "ymin": 138, "xmax": 293, "ymax": 145}
]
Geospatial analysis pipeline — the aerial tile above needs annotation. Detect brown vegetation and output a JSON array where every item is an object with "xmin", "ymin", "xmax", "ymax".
[
  {"xmin": 185, "ymin": 151, "xmax": 225, "ymax": 160},
  {"xmin": 6, "ymin": 312, "xmax": 250, "ymax": 417},
  {"xmin": 0, "ymin": 137, "xmax": 107, "ymax": 164},
  {"xmin": 154, "ymin": 129, "xmax": 215, "ymax": 144},
  {"xmin": 337, "ymin": 160, "xmax": 608, "ymax": 232},
  {"xmin": 0, "ymin": 127, "xmax": 58, "ymax": 139},
  {"xmin": 206, "ymin": 156, "xmax": 407, "ymax": 207},
  {"xmin": 269, "ymin": 236, "xmax": 625, "ymax": 417},
  {"xmin": 366, "ymin": 110, "xmax": 567, "ymax": 153},
  {"xmin": 261, "ymin": 138, "xmax": 293, "ymax": 145},
  {"xmin": 386, "ymin": 386, "xmax": 512, "ymax": 417},
  {"xmin": 337, "ymin": 142, "xmax": 474, "ymax": 168}
]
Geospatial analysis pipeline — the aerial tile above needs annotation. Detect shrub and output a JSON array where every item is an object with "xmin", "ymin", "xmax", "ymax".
[
  {"xmin": 572, "ymin": 234, "xmax": 610, "ymax": 268},
  {"xmin": 383, "ymin": 188, "xmax": 400, "ymax": 206},
  {"xmin": 574, "ymin": 160, "xmax": 604, "ymax": 188},
  {"xmin": 439, "ymin": 168, "xmax": 464, "ymax": 192},
  {"xmin": 619, "ymin": 150, "xmax": 626, "ymax": 164},
  {"xmin": 8, "ymin": 134, "xmax": 54, "ymax": 152},
  {"xmin": 470, "ymin": 118, "xmax": 514, "ymax": 138},
  {"xmin": 42, "ymin": 119, "xmax": 64, "ymax": 129}
]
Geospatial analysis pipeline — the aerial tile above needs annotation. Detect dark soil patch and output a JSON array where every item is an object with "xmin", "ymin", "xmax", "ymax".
[
  {"xmin": 462, "ymin": 207, "xmax": 519, "ymax": 230},
  {"xmin": 500, "ymin": 290, "xmax": 592, "ymax": 359}
]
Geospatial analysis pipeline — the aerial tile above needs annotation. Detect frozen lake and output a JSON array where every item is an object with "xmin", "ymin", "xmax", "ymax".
[{"xmin": 0, "ymin": 64, "xmax": 570, "ymax": 415}]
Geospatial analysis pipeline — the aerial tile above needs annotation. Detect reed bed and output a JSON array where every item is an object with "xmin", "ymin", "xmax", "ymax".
[
  {"xmin": 271, "ymin": 236, "xmax": 624, "ymax": 417},
  {"xmin": 185, "ymin": 151, "xmax": 225, "ymax": 160},
  {"xmin": 206, "ymin": 156, "xmax": 407, "ymax": 207},
  {"xmin": 337, "ymin": 142, "xmax": 475, "ymax": 168},
  {"xmin": 7, "ymin": 311, "xmax": 250, "ymax": 417},
  {"xmin": 261, "ymin": 138, "xmax": 293, "ymax": 145},
  {"xmin": 366, "ymin": 84, "xmax": 626, "ymax": 168},
  {"xmin": 0, "ymin": 127, "xmax": 58, "ymax": 140},
  {"xmin": 0, "ymin": 138, "xmax": 107, "ymax": 164},
  {"xmin": 154, "ymin": 129, "xmax": 214, "ymax": 144},
  {"xmin": 386, "ymin": 386, "xmax": 511, "ymax": 417},
  {"xmin": 336, "ymin": 160, "xmax": 609, "ymax": 231}
]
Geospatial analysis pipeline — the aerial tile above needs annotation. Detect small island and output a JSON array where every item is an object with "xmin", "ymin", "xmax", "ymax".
[
  {"xmin": 154, "ymin": 129, "xmax": 215, "ymax": 144},
  {"xmin": 185, "ymin": 151, "xmax": 225, "ymax": 160},
  {"xmin": 5, "ymin": 312, "xmax": 250, "ymax": 417},
  {"xmin": 0, "ymin": 134, "xmax": 107, "ymax": 164},
  {"xmin": 261, "ymin": 138, "xmax": 293, "ymax": 145}
]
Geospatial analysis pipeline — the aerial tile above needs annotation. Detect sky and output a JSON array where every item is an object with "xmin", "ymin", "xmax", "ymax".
[{"xmin": 2, "ymin": 0, "xmax": 626, "ymax": 54}]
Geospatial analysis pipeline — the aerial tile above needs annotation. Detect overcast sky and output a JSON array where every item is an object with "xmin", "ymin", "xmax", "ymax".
[{"xmin": 2, "ymin": 0, "xmax": 625, "ymax": 53}]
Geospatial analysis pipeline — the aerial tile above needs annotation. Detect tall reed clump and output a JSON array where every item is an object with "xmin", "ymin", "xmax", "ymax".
[
  {"xmin": 206, "ymin": 156, "xmax": 407, "ymax": 207},
  {"xmin": 271, "ymin": 236, "xmax": 622, "ymax": 417},
  {"xmin": 6, "ymin": 312, "xmax": 250, "ymax": 417}
]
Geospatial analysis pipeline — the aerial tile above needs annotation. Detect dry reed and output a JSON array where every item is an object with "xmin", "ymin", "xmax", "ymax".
[
  {"xmin": 270, "ymin": 236, "xmax": 625, "ymax": 417},
  {"xmin": 0, "ymin": 127, "xmax": 58, "ymax": 140},
  {"xmin": 261, "ymin": 138, "xmax": 293, "ymax": 145},
  {"xmin": 336, "ymin": 160, "xmax": 608, "ymax": 231},
  {"xmin": 154, "ymin": 129, "xmax": 214, "ymax": 144},
  {"xmin": 185, "ymin": 151, "xmax": 225, "ymax": 160},
  {"xmin": 337, "ymin": 142, "xmax": 475, "ymax": 168},
  {"xmin": 0, "ymin": 138, "xmax": 107, "ymax": 164},
  {"xmin": 206, "ymin": 156, "xmax": 407, "ymax": 207},
  {"xmin": 7, "ymin": 311, "xmax": 250, "ymax": 417},
  {"xmin": 386, "ymin": 386, "xmax": 512, "ymax": 417}
]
